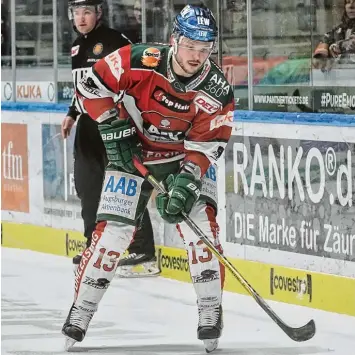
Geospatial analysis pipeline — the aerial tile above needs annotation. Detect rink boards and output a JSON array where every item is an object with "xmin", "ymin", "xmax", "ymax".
[
  {"xmin": 2, "ymin": 221, "xmax": 355, "ymax": 317},
  {"xmin": 1, "ymin": 107, "xmax": 355, "ymax": 318}
]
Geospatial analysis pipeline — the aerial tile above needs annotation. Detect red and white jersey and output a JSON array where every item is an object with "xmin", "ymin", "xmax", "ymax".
[{"xmin": 77, "ymin": 43, "xmax": 235, "ymax": 176}]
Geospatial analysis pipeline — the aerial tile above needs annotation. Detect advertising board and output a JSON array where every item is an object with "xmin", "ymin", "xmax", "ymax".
[
  {"xmin": 1, "ymin": 123, "xmax": 29, "ymax": 213},
  {"xmin": 42, "ymin": 123, "xmax": 81, "ymax": 222},
  {"xmin": 1, "ymin": 81, "xmax": 56, "ymax": 103},
  {"xmin": 224, "ymin": 122, "xmax": 355, "ymax": 277}
]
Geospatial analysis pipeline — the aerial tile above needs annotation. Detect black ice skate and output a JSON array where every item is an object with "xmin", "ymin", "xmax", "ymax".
[
  {"xmin": 197, "ymin": 305, "xmax": 223, "ymax": 353},
  {"xmin": 72, "ymin": 253, "xmax": 82, "ymax": 270},
  {"xmin": 62, "ymin": 304, "xmax": 94, "ymax": 351},
  {"xmin": 72, "ymin": 237, "xmax": 91, "ymax": 273},
  {"xmin": 116, "ymin": 253, "xmax": 160, "ymax": 278}
]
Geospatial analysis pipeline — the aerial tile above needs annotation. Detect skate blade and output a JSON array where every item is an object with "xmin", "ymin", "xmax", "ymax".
[
  {"xmin": 116, "ymin": 264, "xmax": 161, "ymax": 278},
  {"xmin": 203, "ymin": 339, "xmax": 219, "ymax": 353},
  {"xmin": 64, "ymin": 337, "xmax": 76, "ymax": 351}
]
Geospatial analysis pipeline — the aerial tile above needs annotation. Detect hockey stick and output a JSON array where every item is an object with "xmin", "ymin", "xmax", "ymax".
[{"xmin": 132, "ymin": 156, "xmax": 316, "ymax": 342}]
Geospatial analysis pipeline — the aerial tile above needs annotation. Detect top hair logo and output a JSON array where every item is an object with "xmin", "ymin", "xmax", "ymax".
[{"xmin": 152, "ymin": 87, "xmax": 190, "ymax": 113}]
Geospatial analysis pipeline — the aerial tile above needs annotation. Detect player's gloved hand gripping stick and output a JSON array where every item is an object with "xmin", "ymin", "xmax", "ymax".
[
  {"xmin": 132, "ymin": 155, "xmax": 316, "ymax": 343},
  {"xmin": 99, "ymin": 119, "xmax": 142, "ymax": 173}
]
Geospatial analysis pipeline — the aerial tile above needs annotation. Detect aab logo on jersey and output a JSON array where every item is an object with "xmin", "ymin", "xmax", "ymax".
[
  {"xmin": 141, "ymin": 47, "xmax": 161, "ymax": 68},
  {"xmin": 104, "ymin": 175, "xmax": 137, "ymax": 196},
  {"xmin": 152, "ymin": 87, "xmax": 190, "ymax": 113}
]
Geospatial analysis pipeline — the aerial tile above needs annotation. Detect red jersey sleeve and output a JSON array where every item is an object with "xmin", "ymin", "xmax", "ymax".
[
  {"xmin": 76, "ymin": 44, "xmax": 133, "ymax": 122},
  {"xmin": 184, "ymin": 94, "xmax": 235, "ymax": 177}
]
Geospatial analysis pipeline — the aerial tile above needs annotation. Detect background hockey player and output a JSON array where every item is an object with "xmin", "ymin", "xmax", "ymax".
[
  {"xmin": 62, "ymin": 4, "xmax": 234, "ymax": 353},
  {"xmin": 61, "ymin": 0, "xmax": 158, "ymax": 275}
]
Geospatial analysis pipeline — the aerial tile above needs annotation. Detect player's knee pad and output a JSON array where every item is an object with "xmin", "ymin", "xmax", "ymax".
[
  {"xmin": 177, "ymin": 201, "xmax": 225, "ymax": 304},
  {"xmin": 186, "ymin": 241, "xmax": 224, "ymax": 308},
  {"xmin": 180, "ymin": 201, "xmax": 221, "ymax": 248},
  {"xmin": 74, "ymin": 221, "xmax": 136, "ymax": 308}
]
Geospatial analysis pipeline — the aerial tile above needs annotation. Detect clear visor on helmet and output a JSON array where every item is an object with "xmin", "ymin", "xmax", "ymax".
[
  {"xmin": 176, "ymin": 36, "xmax": 215, "ymax": 56},
  {"xmin": 68, "ymin": 5, "xmax": 97, "ymax": 20}
]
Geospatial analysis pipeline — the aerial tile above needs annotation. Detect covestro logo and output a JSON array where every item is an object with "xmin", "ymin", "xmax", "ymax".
[
  {"xmin": 65, "ymin": 233, "xmax": 86, "ymax": 256},
  {"xmin": 270, "ymin": 268, "xmax": 312, "ymax": 302},
  {"xmin": 158, "ymin": 248, "xmax": 189, "ymax": 272}
]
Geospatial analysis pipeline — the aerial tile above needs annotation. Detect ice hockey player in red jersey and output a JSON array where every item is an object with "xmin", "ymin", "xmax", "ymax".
[{"xmin": 62, "ymin": 4, "xmax": 235, "ymax": 353}]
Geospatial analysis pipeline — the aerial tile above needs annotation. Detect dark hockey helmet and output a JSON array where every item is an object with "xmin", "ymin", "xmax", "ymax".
[{"xmin": 68, "ymin": 0, "xmax": 104, "ymax": 20}]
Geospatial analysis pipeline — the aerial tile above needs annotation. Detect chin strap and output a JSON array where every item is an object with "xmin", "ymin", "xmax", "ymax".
[
  {"xmin": 171, "ymin": 35, "xmax": 192, "ymax": 77},
  {"xmin": 172, "ymin": 34, "xmax": 180, "ymax": 55}
]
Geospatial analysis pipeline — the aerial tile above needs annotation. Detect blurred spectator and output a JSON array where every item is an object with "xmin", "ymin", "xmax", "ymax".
[
  {"xmin": 223, "ymin": 0, "xmax": 246, "ymax": 35},
  {"xmin": 151, "ymin": 0, "xmax": 174, "ymax": 43},
  {"xmin": 313, "ymin": 0, "xmax": 355, "ymax": 71},
  {"xmin": 134, "ymin": 0, "xmax": 142, "ymax": 25},
  {"xmin": 1, "ymin": 0, "xmax": 10, "ymax": 57},
  {"xmin": 220, "ymin": 0, "xmax": 247, "ymax": 56},
  {"xmin": 126, "ymin": 0, "xmax": 143, "ymax": 43},
  {"xmin": 127, "ymin": 0, "xmax": 174, "ymax": 44},
  {"xmin": 115, "ymin": 0, "xmax": 143, "ymax": 44}
]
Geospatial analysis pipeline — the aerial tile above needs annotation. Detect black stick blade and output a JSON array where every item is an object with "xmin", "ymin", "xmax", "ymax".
[
  {"xmin": 254, "ymin": 292, "xmax": 316, "ymax": 342},
  {"xmin": 281, "ymin": 319, "xmax": 316, "ymax": 342}
]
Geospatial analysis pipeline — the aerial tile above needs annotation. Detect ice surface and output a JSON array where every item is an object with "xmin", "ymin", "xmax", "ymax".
[{"xmin": 1, "ymin": 247, "xmax": 355, "ymax": 355}]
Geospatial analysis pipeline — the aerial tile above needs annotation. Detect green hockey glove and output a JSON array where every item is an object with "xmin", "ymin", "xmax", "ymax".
[
  {"xmin": 98, "ymin": 119, "xmax": 142, "ymax": 173},
  {"xmin": 156, "ymin": 173, "xmax": 201, "ymax": 224}
]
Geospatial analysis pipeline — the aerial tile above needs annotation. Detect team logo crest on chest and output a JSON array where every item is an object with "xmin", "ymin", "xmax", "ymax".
[
  {"xmin": 93, "ymin": 43, "xmax": 103, "ymax": 55},
  {"xmin": 160, "ymin": 119, "xmax": 170, "ymax": 128}
]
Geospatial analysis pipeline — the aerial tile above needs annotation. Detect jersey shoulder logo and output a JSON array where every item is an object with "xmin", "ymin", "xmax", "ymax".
[
  {"xmin": 141, "ymin": 47, "xmax": 161, "ymax": 68},
  {"xmin": 200, "ymin": 61, "xmax": 231, "ymax": 101},
  {"xmin": 93, "ymin": 43, "xmax": 103, "ymax": 55},
  {"xmin": 130, "ymin": 44, "xmax": 168, "ymax": 69},
  {"xmin": 194, "ymin": 92, "xmax": 222, "ymax": 114},
  {"xmin": 71, "ymin": 45, "xmax": 80, "ymax": 57}
]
